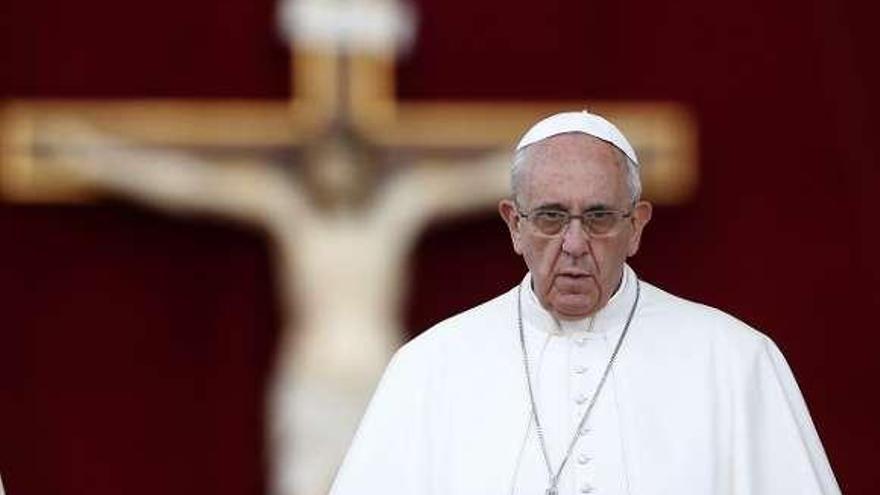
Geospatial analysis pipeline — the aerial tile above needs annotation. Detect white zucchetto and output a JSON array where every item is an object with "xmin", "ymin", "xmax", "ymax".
[{"xmin": 515, "ymin": 110, "xmax": 639, "ymax": 165}]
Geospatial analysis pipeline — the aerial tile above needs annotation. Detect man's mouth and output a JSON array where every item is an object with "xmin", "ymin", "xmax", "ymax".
[
  {"xmin": 557, "ymin": 271, "xmax": 591, "ymax": 278},
  {"xmin": 552, "ymin": 273, "xmax": 595, "ymax": 295}
]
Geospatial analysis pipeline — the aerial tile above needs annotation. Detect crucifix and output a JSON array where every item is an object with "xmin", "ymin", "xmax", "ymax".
[{"xmin": 0, "ymin": 1, "xmax": 697, "ymax": 494}]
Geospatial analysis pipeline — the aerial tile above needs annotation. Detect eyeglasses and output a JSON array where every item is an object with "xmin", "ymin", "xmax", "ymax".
[{"xmin": 517, "ymin": 207, "xmax": 634, "ymax": 237}]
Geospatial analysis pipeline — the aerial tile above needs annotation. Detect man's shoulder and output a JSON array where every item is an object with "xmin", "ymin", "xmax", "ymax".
[
  {"xmin": 638, "ymin": 278, "xmax": 774, "ymax": 354},
  {"xmin": 397, "ymin": 284, "xmax": 517, "ymax": 359}
]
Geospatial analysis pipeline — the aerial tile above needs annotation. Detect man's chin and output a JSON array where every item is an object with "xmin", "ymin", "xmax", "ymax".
[{"xmin": 549, "ymin": 294, "xmax": 599, "ymax": 320}]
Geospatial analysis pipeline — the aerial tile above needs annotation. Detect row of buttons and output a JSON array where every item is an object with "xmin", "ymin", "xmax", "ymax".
[
  {"xmin": 572, "ymin": 333, "xmax": 597, "ymax": 494},
  {"xmin": 577, "ymin": 425, "xmax": 593, "ymax": 493}
]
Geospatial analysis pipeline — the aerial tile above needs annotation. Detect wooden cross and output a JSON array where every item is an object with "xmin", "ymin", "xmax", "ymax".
[
  {"xmin": 0, "ymin": 4, "xmax": 697, "ymax": 205},
  {"xmin": 0, "ymin": 2, "xmax": 697, "ymax": 495}
]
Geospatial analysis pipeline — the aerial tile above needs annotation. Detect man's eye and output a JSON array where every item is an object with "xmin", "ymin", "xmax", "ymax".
[
  {"xmin": 536, "ymin": 211, "xmax": 566, "ymax": 221},
  {"xmin": 588, "ymin": 210, "xmax": 614, "ymax": 219}
]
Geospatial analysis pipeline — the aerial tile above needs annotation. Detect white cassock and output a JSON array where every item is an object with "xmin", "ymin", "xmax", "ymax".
[{"xmin": 330, "ymin": 265, "xmax": 841, "ymax": 495}]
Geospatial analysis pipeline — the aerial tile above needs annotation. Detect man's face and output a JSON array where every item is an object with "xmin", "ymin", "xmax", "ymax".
[{"xmin": 499, "ymin": 134, "xmax": 652, "ymax": 320}]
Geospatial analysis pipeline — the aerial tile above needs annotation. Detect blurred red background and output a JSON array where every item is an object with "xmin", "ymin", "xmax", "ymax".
[{"xmin": 1, "ymin": 0, "xmax": 877, "ymax": 493}]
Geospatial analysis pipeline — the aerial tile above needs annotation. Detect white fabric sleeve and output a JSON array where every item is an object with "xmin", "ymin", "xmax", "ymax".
[
  {"xmin": 329, "ymin": 344, "xmax": 432, "ymax": 495},
  {"xmin": 731, "ymin": 336, "xmax": 841, "ymax": 494}
]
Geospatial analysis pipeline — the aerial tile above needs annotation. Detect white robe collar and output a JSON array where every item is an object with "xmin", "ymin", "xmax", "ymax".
[{"xmin": 521, "ymin": 264, "xmax": 638, "ymax": 338}]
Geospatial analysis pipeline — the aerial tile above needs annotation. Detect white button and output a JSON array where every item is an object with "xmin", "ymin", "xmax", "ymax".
[
  {"xmin": 575, "ymin": 394, "xmax": 589, "ymax": 405},
  {"xmin": 579, "ymin": 484, "xmax": 594, "ymax": 493},
  {"xmin": 579, "ymin": 426, "xmax": 591, "ymax": 436},
  {"xmin": 577, "ymin": 454, "xmax": 591, "ymax": 465},
  {"xmin": 573, "ymin": 365, "xmax": 588, "ymax": 374},
  {"xmin": 575, "ymin": 336, "xmax": 588, "ymax": 346}
]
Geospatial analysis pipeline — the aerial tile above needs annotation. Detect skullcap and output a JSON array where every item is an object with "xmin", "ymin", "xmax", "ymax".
[{"xmin": 515, "ymin": 110, "xmax": 639, "ymax": 165}]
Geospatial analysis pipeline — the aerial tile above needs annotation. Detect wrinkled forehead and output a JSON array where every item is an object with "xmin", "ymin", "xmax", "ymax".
[
  {"xmin": 518, "ymin": 134, "xmax": 630, "ymax": 206},
  {"xmin": 523, "ymin": 132, "xmax": 622, "ymax": 161}
]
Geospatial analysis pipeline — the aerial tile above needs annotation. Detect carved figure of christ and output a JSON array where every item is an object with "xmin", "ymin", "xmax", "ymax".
[{"xmin": 43, "ymin": 123, "xmax": 512, "ymax": 495}]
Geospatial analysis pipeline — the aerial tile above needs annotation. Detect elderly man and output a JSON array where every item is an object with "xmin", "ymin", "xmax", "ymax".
[{"xmin": 329, "ymin": 111, "xmax": 840, "ymax": 495}]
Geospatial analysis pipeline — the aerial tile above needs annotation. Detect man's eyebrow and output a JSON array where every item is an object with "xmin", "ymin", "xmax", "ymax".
[
  {"xmin": 584, "ymin": 203, "xmax": 616, "ymax": 212},
  {"xmin": 533, "ymin": 202, "xmax": 568, "ymax": 211},
  {"xmin": 533, "ymin": 202, "xmax": 616, "ymax": 212}
]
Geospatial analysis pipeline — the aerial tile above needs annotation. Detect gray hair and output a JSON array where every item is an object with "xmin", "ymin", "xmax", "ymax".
[{"xmin": 511, "ymin": 138, "xmax": 642, "ymax": 205}]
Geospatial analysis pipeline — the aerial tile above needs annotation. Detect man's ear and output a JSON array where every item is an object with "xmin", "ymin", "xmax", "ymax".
[
  {"xmin": 499, "ymin": 199, "xmax": 524, "ymax": 255},
  {"xmin": 627, "ymin": 200, "xmax": 652, "ymax": 257}
]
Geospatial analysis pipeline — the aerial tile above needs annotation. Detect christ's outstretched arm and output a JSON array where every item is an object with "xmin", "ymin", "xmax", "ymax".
[
  {"xmin": 373, "ymin": 150, "xmax": 512, "ymax": 241},
  {"xmin": 40, "ymin": 120, "xmax": 309, "ymax": 227}
]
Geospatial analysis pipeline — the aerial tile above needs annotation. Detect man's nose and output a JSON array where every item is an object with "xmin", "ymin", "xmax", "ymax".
[{"xmin": 561, "ymin": 219, "xmax": 591, "ymax": 257}]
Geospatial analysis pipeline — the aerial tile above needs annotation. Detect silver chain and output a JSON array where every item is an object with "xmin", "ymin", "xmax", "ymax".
[{"xmin": 517, "ymin": 278, "xmax": 640, "ymax": 495}]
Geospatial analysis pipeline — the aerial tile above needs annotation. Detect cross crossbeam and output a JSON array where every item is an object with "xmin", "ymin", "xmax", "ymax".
[{"xmin": 1, "ymin": 48, "xmax": 697, "ymax": 205}]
